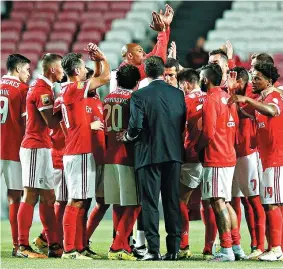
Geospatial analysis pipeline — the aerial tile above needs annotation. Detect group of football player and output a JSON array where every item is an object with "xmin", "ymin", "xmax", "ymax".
[{"xmin": 1, "ymin": 3, "xmax": 283, "ymax": 262}]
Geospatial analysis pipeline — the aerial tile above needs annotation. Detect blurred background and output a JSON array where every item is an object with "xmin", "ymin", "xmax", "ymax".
[{"xmin": 1, "ymin": 0, "xmax": 283, "ymax": 219}]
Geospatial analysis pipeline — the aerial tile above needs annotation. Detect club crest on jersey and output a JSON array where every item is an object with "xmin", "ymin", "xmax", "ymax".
[
  {"xmin": 77, "ymin": 82, "xmax": 85, "ymax": 89},
  {"xmin": 41, "ymin": 94, "xmax": 51, "ymax": 105},
  {"xmin": 221, "ymin": 97, "xmax": 228, "ymax": 105},
  {"xmin": 227, "ymin": 114, "xmax": 235, "ymax": 127},
  {"xmin": 86, "ymin": 106, "xmax": 92, "ymax": 113}
]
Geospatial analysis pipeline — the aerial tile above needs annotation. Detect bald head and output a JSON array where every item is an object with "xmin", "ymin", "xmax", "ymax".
[{"xmin": 121, "ymin": 43, "xmax": 145, "ymax": 66}]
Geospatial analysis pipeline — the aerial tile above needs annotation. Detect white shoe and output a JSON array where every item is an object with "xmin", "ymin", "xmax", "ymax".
[
  {"xmin": 247, "ymin": 249, "xmax": 263, "ymax": 260},
  {"xmin": 232, "ymin": 245, "xmax": 247, "ymax": 260},
  {"xmin": 210, "ymin": 248, "xmax": 235, "ymax": 262},
  {"xmin": 259, "ymin": 246, "xmax": 282, "ymax": 261},
  {"xmin": 61, "ymin": 250, "xmax": 92, "ymax": 260}
]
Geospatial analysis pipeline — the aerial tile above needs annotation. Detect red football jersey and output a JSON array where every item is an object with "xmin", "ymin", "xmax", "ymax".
[
  {"xmin": 255, "ymin": 91, "xmax": 283, "ymax": 170},
  {"xmin": 61, "ymin": 81, "xmax": 92, "ymax": 155},
  {"xmin": 84, "ymin": 96, "xmax": 106, "ymax": 165},
  {"xmin": 21, "ymin": 75, "xmax": 54, "ymax": 149},
  {"xmin": 103, "ymin": 88, "xmax": 134, "ymax": 166},
  {"xmin": 184, "ymin": 89, "xmax": 207, "ymax": 163},
  {"xmin": 50, "ymin": 96, "xmax": 65, "ymax": 169},
  {"xmin": 201, "ymin": 87, "xmax": 238, "ymax": 167},
  {"xmin": 0, "ymin": 75, "xmax": 28, "ymax": 161}
]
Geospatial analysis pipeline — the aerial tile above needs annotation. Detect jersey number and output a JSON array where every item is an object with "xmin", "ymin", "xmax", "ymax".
[
  {"xmin": 104, "ymin": 104, "xmax": 122, "ymax": 132},
  {"xmin": 61, "ymin": 104, "xmax": 70, "ymax": 128},
  {"xmin": 0, "ymin": 96, "xmax": 8, "ymax": 124}
]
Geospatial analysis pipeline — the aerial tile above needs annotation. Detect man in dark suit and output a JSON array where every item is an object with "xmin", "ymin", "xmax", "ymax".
[{"xmin": 120, "ymin": 56, "xmax": 186, "ymax": 260}]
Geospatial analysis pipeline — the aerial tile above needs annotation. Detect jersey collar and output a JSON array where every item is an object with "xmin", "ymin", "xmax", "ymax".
[
  {"xmin": 190, "ymin": 88, "xmax": 201, "ymax": 94},
  {"xmin": 38, "ymin": 75, "xmax": 54, "ymax": 88},
  {"xmin": 2, "ymin": 75, "xmax": 20, "ymax": 81}
]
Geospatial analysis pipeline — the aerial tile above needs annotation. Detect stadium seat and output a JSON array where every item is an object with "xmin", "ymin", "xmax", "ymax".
[
  {"xmin": 256, "ymin": 1, "xmax": 278, "ymax": 11},
  {"xmin": 101, "ymin": 51, "xmax": 120, "ymax": 68},
  {"xmin": 77, "ymin": 31, "xmax": 102, "ymax": 43},
  {"xmin": 53, "ymin": 22, "xmax": 77, "ymax": 33},
  {"xmin": 80, "ymin": 12, "xmax": 103, "ymax": 22},
  {"xmin": 1, "ymin": 31, "xmax": 20, "ymax": 43},
  {"xmin": 18, "ymin": 42, "xmax": 43, "ymax": 54},
  {"xmin": 57, "ymin": 11, "xmax": 81, "ymax": 23},
  {"xmin": 20, "ymin": 52, "xmax": 40, "ymax": 69},
  {"xmin": 62, "ymin": 1, "xmax": 85, "ymax": 12},
  {"xmin": 126, "ymin": 10, "xmax": 151, "ymax": 25},
  {"xmin": 13, "ymin": 2, "xmax": 34, "ymax": 12},
  {"xmin": 22, "ymin": 31, "xmax": 48, "ymax": 44},
  {"xmin": 110, "ymin": 2, "xmax": 132, "ymax": 12},
  {"xmin": 45, "ymin": 41, "xmax": 69, "ymax": 55},
  {"xmin": 81, "ymin": 21, "xmax": 108, "ymax": 33},
  {"xmin": 232, "ymin": 1, "xmax": 255, "ymax": 11},
  {"xmin": 26, "ymin": 20, "xmax": 51, "ymax": 32},
  {"xmin": 35, "ymin": 1, "xmax": 61, "ymax": 12},
  {"xmin": 111, "ymin": 18, "xmax": 147, "ymax": 40},
  {"xmin": 1, "ymin": 41, "xmax": 17, "ymax": 54},
  {"xmin": 99, "ymin": 40, "xmax": 125, "ymax": 55},
  {"xmin": 9, "ymin": 11, "xmax": 28, "ymax": 22},
  {"xmin": 105, "ymin": 29, "xmax": 132, "ymax": 44},
  {"xmin": 86, "ymin": 2, "xmax": 109, "ymax": 12},
  {"xmin": 29, "ymin": 12, "xmax": 57, "ymax": 24},
  {"xmin": 104, "ymin": 11, "xmax": 128, "ymax": 23},
  {"xmin": 131, "ymin": 1, "xmax": 159, "ymax": 13},
  {"xmin": 49, "ymin": 31, "xmax": 74, "ymax": 43},
  {"xmin": 1, "ymin": 20, "xmax": 23, "ymax": 32}
]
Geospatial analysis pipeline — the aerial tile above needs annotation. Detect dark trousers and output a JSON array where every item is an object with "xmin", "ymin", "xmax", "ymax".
[{"xmin": 137, "ymin": 161, "xmax": 181, "ymax": 254}]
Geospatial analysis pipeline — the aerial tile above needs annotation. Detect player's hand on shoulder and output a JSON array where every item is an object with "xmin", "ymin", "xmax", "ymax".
[{"xmin": 90, "ymin": 120, "xmax": 104, "ymax": 131}]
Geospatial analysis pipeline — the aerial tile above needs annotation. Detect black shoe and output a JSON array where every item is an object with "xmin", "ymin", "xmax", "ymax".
[
  {"xmin": 12, "ymin": 247, "xmax": 18, "ymax": 257},
  {"xmin": 48, "ymin": 243, "xmax": 63, "ymax": 258},
  {"xmin": 132, "ymin": 244, "xmax": 147, "ymax": 258},
  {"xmin": 162, "ymin": 252, "xmax": 178, "ymax": 260},
  {"xmin": 138, "ymin": 251, "xmax": 161, "ymax": 261}
]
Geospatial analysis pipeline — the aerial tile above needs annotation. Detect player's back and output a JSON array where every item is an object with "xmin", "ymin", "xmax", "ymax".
[
  {"xmin": 184, "ymin": 89, "xmax": 206, "ymax": 163},
  {"xmin": 21, "ymin": 77, "xmax": 54, "ymax": 149},
  {"xmin": 0, "ymin": 75, "xmax": 28, "ymax": 161},
  {"xmin": 203, "ymin": 87, "xmax": 238, "ymax": 167},
  {"xmin": 103, "ymin": 88, "xmax": 134, "ymax": 166}
]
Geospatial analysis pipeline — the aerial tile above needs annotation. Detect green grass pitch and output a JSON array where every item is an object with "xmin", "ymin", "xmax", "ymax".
[{"xmin": 1, "ymin": 219, "xmax": 283, "ymax": 268}]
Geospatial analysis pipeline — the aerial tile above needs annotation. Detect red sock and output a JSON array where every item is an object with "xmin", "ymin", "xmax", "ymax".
[
  {"xmin": 54, "ymin": 203, "xmax": 66, "ymax": 246},
  {"xmin": 249, "ymin": 196, "xmax": 265, "ymax": 251},
  {"xmin": 220, "ymin": 231, "xmax": 233, "ymax": 248},
  {"xmin": 266, "ymin": 207, "xmax": 282, "ymax": 248},
  {"xmin": 202, "ymin": 201, "xmax": 217, "ymax": 253},
  {"xmin": 113, "ymin": 205, "xmax": 124, "ymax": 233},
  {"xmin": 266, "ymin": 216, "xmax": 271, "ymax": 251},
  {"xmin": 40, "ymin": 228, "xmax": 47, "ymax": 241},
  {"xmin": 9, "ymin": 203, "xmax": 20, "ymax": 247},
  {"xmin": 231, "ymin": 197, "xmax": 241, "ymax": 229},
  {"xmin": 112, "ymin": 206, "xmax": 141, "ymax": 252},
  {"xmin": 86, "ymin": 205, "xmax": 108, "ymax": 242},
  {"xmin": 281, "ymin": 206, "xmax": 283, "ymax": 251},
  {"xmin": 75, "ymin": 208, "xmax": 86, "ymax": 252},
  {"xmin": 180, "ymin": 202, "xmax": 189, "ymax": 249},
  {"xmin": 17, "ymin": 202, "xmax": 34, "ymax": 246},
  {"xmin": 63, "ymin": 205, "xmax": 79, "ymax": 252},
  {"xmin": 39, "ymin": 203, "xmax": 58, "ymax": 245},
  {"xmin": 231, "ymin": 228, "xmax": 241, "ymax": 245}
]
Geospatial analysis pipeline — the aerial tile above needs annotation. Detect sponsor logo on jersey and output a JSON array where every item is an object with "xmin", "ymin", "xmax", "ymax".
[
  {"xmin": 258, "ymin": 122, "xmax": 265, "ymax": 128},
  {"xmin": 86, "ymin": 106, "xmax": 92, "ymax": 113},
  {"xmin": 77, "ymin": 82, "xmax": 85, "ymax": 89},
  {"xmin": 41, "ymin": 94, "xmax": 51, "ymax": 105},
  {"xmin": 227, "ymin": 114, "xmax": 235, "ymax": 127}
]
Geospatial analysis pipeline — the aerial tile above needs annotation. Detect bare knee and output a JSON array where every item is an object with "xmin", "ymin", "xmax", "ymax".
[
  {"xmin": 7, "ymin": 190, "xmax": 22, "ymax": 204},
  {"xmin": 67, "ymin": 199, "xmax": 84, "ymax": 208},
  {"xmin": 39, "ymin": 189, "xmax": 56, "ymax": 205},
  {"xmin": 22, "ymin": 188, "xmax": 39, "ymax": 206}
]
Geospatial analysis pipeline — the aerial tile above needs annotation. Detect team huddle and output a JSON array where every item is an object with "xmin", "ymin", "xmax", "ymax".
[{"xmin": 1, "ymin": 3, "xmax": 283, "ymax": 263}]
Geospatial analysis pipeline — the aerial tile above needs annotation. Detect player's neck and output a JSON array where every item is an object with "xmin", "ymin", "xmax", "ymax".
[
  {"xmin": 43, "ymin": 72, "xmax": 57, "ymax": 84},
  {"xmin": 7, "ymin": 71, "xmax": 20, "ymax": 80},
  {"xmin": 68, "ymin": 76, "xmax": 80, "ymax": 83}
]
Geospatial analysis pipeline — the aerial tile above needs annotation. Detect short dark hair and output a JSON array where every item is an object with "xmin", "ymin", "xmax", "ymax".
[
  {"xmin": 177, "ymin": 68, "xmax": 200, "ymax": 84},
  {"xmin": 200, "ymin": 63, "xmax": 223, "ymax": 86},
  {"xmin": 209, "ymin": 49, "xmax": 228, "ymax": 62},
  {"xmin": 6, "ymin": 54, "xmax": 30, "ymax": 72},
  {"xmin": 251, "ymin": 53, "xmax": 274, "ymax": 65},
  {"xmin": 86, "ymin": 67, "xmax": 94, "ymax": 79},
  {"xmin": 144, "ymin": 56, "xmax": 164, "ymax": 79},
  {"xmin": 254, "ymin": 62, "xmax": 280, "ymax": 84},
  {"xmin": 229, "ymin": 66, "xmax": 249, "ymax": 83},
  {"xmin": 42, "ymin": 53, "xmax": 62, "ymax": 73},
  {"xmin": 165, "ymin": 58, "xmax": 179, "ymax": 72},
  {"xmin": 61, "ymin": 53, "xmax": 83, "ymax": 76},
  {"xmin": 116, "ymin": 64, "xmax": 141, "ymax": 89}
]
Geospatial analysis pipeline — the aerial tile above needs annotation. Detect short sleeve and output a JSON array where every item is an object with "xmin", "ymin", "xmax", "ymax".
[
  {"xmin": 63, "ymin": 80, "xmax": 90, "ymax": 105},
  {"xmin": 53, "ymin": 96, "xmax": 62, "ymax": 114},
  {"xmin": 34, "ymin": 87, "xmax": 54, "ymax": 111},
  {"xmin": 265, "ymin": 92, "xmax": 283, "ymax": 116}
]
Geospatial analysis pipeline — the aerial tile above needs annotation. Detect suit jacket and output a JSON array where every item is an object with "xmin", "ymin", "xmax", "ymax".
[{"xmin": 127, "ymin": 80, "xmax": 186, "ymax": 170}]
